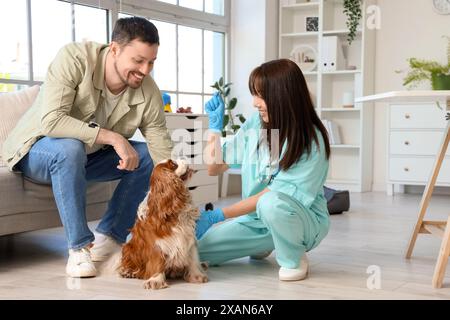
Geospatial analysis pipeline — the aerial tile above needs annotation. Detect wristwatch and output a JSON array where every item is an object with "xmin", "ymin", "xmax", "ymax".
[{"xmin": 88, "ymin": 121, "xmax": 99, "ymax": 128}]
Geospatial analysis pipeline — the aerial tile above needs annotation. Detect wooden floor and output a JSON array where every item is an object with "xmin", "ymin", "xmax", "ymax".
[{"xmin": 1, "ymin": 192, "xmax": 450, "ymax": 300}]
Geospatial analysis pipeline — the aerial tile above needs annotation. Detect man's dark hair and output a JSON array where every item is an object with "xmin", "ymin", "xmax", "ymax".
[{"xmin": 112, "ymin": 17, "xmax": 159, "ymax": 46}]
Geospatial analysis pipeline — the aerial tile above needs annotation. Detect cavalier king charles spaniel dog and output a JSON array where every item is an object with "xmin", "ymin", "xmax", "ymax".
[{"xmin": 106, "ymin": 158, "xmax": 208, "ymax": 289}]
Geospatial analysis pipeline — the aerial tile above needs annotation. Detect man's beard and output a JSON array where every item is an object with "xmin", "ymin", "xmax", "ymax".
[{"xmin": 114, "ymin": 61, "xmax": 142, "ymax": 89}]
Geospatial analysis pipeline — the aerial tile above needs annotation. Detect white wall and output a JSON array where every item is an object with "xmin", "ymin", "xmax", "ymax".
[
  {"xmin": 230, "ymin": 0, "xmax": 279, "ymax": 119},
  {"xmin": 225, "ymin": 0, "xmax": 278, "ymax": 195},
  {"xmin": 372, "ymin": 0, "xmax": 450, "ymax": 191}
]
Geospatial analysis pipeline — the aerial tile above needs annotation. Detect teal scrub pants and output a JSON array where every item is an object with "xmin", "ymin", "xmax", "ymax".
[{"xmin": 198, "ymin": 191, "xmax": 329, "ymax": 269}]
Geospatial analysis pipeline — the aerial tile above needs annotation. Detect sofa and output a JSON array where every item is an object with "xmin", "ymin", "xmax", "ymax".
[{"xmin": 0, "ymin": 86, "xmax": 116, "ymax": 236}]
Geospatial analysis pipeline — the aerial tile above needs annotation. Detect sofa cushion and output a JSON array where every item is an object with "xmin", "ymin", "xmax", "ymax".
[{"xmin": 0, "ymin": 85, "xmax": 40, "ymax": 167}]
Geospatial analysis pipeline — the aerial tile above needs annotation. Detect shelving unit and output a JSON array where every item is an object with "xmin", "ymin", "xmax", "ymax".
[{"xmin": 279, "ymin": 0, "xmax": 376, "ymax": 192}]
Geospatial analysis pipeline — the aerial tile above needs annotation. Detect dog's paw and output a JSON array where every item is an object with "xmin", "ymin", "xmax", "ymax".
[
  {"xmin": 143, "ymin": 279, "xmax": 169, "ymax": 290},
  {"xmin": 120, "ymin": 272, "xmax": 136, "ymax": 279},
  {"xmin": 119, "ymin": 269, "xmax": 138, "ymax": 279},
  {"xmin": 167, "ymin": 268, "xmax": 184, "ymax": 279},
  {"xmin": 200, "ymin": 261, "xmax": 209, "ymax": 271},
  {"xmin": 185, "ymin": 272, "xmax": 208, "ymax": 284}
]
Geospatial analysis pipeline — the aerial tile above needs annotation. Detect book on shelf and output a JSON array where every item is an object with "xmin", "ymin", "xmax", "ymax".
[{"xmin": 321, "ymin": 119, "xmax": 342, "ymax": 145}]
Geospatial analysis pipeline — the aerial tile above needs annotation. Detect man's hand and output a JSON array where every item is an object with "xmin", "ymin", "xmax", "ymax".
[
  {"xmin": 112, "ymin": 135, "xmax": 140, "ymax": 171},
  {"xmin": 96, "ymin": 128, "xmax": 139, "ymax": 171}
]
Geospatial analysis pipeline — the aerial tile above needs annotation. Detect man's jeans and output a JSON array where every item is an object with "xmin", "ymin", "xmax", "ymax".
[{"xmin": 16, "ymin": 137, "xmax": 153, "ymax": 250}]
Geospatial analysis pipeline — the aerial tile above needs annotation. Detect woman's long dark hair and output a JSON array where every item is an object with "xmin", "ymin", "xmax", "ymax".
[{"xmin": 249, "ymin": 59, "xmax": 330, "ymax": 171}]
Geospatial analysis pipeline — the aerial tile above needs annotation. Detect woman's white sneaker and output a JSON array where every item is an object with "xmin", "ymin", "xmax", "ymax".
[
  {"xmin": 279, "ymin": 255, "xmax": 309, "ymax": 281},
  {"xmin": 66, "ymin": 247, "xmax": 96, "ymax": 278}
]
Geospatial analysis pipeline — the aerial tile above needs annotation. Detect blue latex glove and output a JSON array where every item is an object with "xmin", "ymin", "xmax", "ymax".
[
  {"xmin": 162, "ymin": 92, "xmax": 171, "ymax": 105},
  {"xmin": 195, "ymin": 208, "xmax": 225, "ymax": 239},
  {"xmin": 204, "ymin": 92, "xmax": 225, "ymax": 132}
]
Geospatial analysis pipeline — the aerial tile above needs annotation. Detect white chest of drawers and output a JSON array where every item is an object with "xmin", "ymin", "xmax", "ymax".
[
  {"xmin": 165, "ymin": 113, "xmax": 218, "ymax": 206},
  {"xmin": 387, "ymin": 102, "xmax": 450, "ymax": 194},
  {"xmin": 356, "ymin": 91, "xmax": 450, "ymax": 195}
]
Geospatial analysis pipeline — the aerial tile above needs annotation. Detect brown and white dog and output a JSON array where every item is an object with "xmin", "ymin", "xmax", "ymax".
[{"xmin": 105, "ymin": 159, "xmax": 208, "ymax": 289}]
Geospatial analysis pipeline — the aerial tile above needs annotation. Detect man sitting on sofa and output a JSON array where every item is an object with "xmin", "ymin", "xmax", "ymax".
[{"xmin": 1, "ymin": 17, "xmax": 173, "ymax": 278}]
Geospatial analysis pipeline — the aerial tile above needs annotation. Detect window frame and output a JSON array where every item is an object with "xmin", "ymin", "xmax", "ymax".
[{"xmin": 0, "ymin": 0, "xmax": 230, "ymax": 105}]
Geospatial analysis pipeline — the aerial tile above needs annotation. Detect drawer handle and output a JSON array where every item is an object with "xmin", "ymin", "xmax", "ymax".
[
  {"xmin": 404, "ymin": 167, "xmax": 410, "ymax": 172},
  {"xmin": 404, "ymin": 141, "xmax": 410, "ymax": 146},
  {"xmin": 404, "ymin": 114, "xmax": 411, "ymax": 119},
  {"xmin": 185, "ymin": 128, "xmax": 202, "ymax": 133},
  {"xmin": 187, "ymin": 116, "xmax": 199, "ymax": 120},
  {"xmin": 189, "ymin": 187, "xmax": 198, "ymax": 191}
]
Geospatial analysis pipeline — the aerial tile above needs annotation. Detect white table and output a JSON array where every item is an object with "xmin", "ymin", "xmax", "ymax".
[{"xmin": 357, "ymin": 91, "xmax": 450, "ymax": 288}]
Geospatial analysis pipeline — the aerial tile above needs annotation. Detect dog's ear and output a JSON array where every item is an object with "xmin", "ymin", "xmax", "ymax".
[
  {"xmin": 179, "ymin": 168, "xmax": 194, "ymax": 181},
  {"xmin": 148, "ymin": 165, "xmax": 190, "ymax": 220}
]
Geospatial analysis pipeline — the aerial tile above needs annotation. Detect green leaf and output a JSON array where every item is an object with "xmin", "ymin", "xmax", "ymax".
[
  {"xmin": 219, "ymin": 77, "xmax": 224, "ymax": 87},
  {"xmin": 408, "ymin": 58, "xmax": 447, "ymax": 73},
  {"xmin": 223, "ymin": 114, "xmax": 230, "ymax": 128},
  {"xmin": 224, "ymin": 88, "xmax": 231, "ymax": 97},
  {"xmin": 228, "ymin": 97, "xmax": 237, "ymax": 110},
  {"xmin": 236, "ymin": 113, "xmax": 246, "ymax": 124},
  {"xmin": 403, "ymin": 69, "xmax": 429, "ymax": 87},
  {"xmin": 223, "ymin": 83, "xmax": 233, "ymax": 89},
  {"xmin": 231, "ymin": 125, "xmax": 241, "ymax": 133},
  {"xmin": 222, "ymin": 130, "xmax": 227, "ymax": 138},
  {"xmin": 343, "ymin": 0, "xmax": 362, "ymax": 45}
]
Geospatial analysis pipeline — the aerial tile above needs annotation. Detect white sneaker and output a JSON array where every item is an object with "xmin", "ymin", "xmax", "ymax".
[
  {"xmin": 66, "ymin": 247, "xmax": 96, "ymax": 278},
  {"xmin": 249, "ymin": 250, "xmax": 273, "ymax": 260},
  {"xmin": 279, "ymin": 254, "xmax": 309, "ymax": 281},
  {"xmin": 90, "ymin": 234, "xmax": 122, "ymax": 262}
]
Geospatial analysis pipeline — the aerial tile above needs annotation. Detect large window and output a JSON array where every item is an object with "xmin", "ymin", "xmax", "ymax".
[
  {"xmin": 32, "ymin": 1, "xmax": 108, "ymax": 80},
  {"xmin": 155, "ymin": 22, "xmax": 224, "ymax": 114},
  {"xmin": 0, "ymin": 0, "xmax": 29, "ymax": 89},
  {"xmin": 0, "ymin": 0, "xmax": 108, "ymax": 90},
  {"xmin": 1, "ymin": 0, "xmax": 229, "ymax": 113},
  {"xmin": 158, "ymin": 0, "xmax": 224, "ymax": 15}
]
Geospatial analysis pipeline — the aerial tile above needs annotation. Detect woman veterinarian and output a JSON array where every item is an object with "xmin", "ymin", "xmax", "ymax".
[{"xmin": 196, "ymin": 59, "xmax": 331, "ymax": 281}]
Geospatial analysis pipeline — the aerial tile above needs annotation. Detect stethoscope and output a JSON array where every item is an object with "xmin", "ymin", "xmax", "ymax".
[{"xmin": 256, "ymin": 140, "xmax": 281, "ymax": 186}]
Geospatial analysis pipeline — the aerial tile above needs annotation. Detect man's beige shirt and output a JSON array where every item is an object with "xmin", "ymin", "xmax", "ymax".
[{"xmin": 2, "ymin": 41, "xmax": 173, "ymax": 170}]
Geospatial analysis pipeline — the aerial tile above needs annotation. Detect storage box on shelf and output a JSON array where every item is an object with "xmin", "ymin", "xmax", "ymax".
[
  {"xmin": 279, "ymin": 0, "xmax": 376, "ymax": 192},
  {"xmin": 165, "ymin": 113, "xmax": 219, "ymax": 205}
]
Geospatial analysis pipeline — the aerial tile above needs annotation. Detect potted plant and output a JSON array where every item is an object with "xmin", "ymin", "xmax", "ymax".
[
  {"xmin": 398, "ymin": 36, "xmax": 450, "ymax": 90},
  {"xmin": 343, "ymin": 0, "xmax": 363, "ymax": 45},
  {"xmin": 211, "ymin": 77, "xmax": 246, "ymax": 137}
]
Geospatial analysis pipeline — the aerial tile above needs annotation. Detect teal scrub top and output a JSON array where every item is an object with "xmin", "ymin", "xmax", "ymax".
[{"xmin": 222, "ymin": 112, "xmax": 330, "ymax": 222}]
